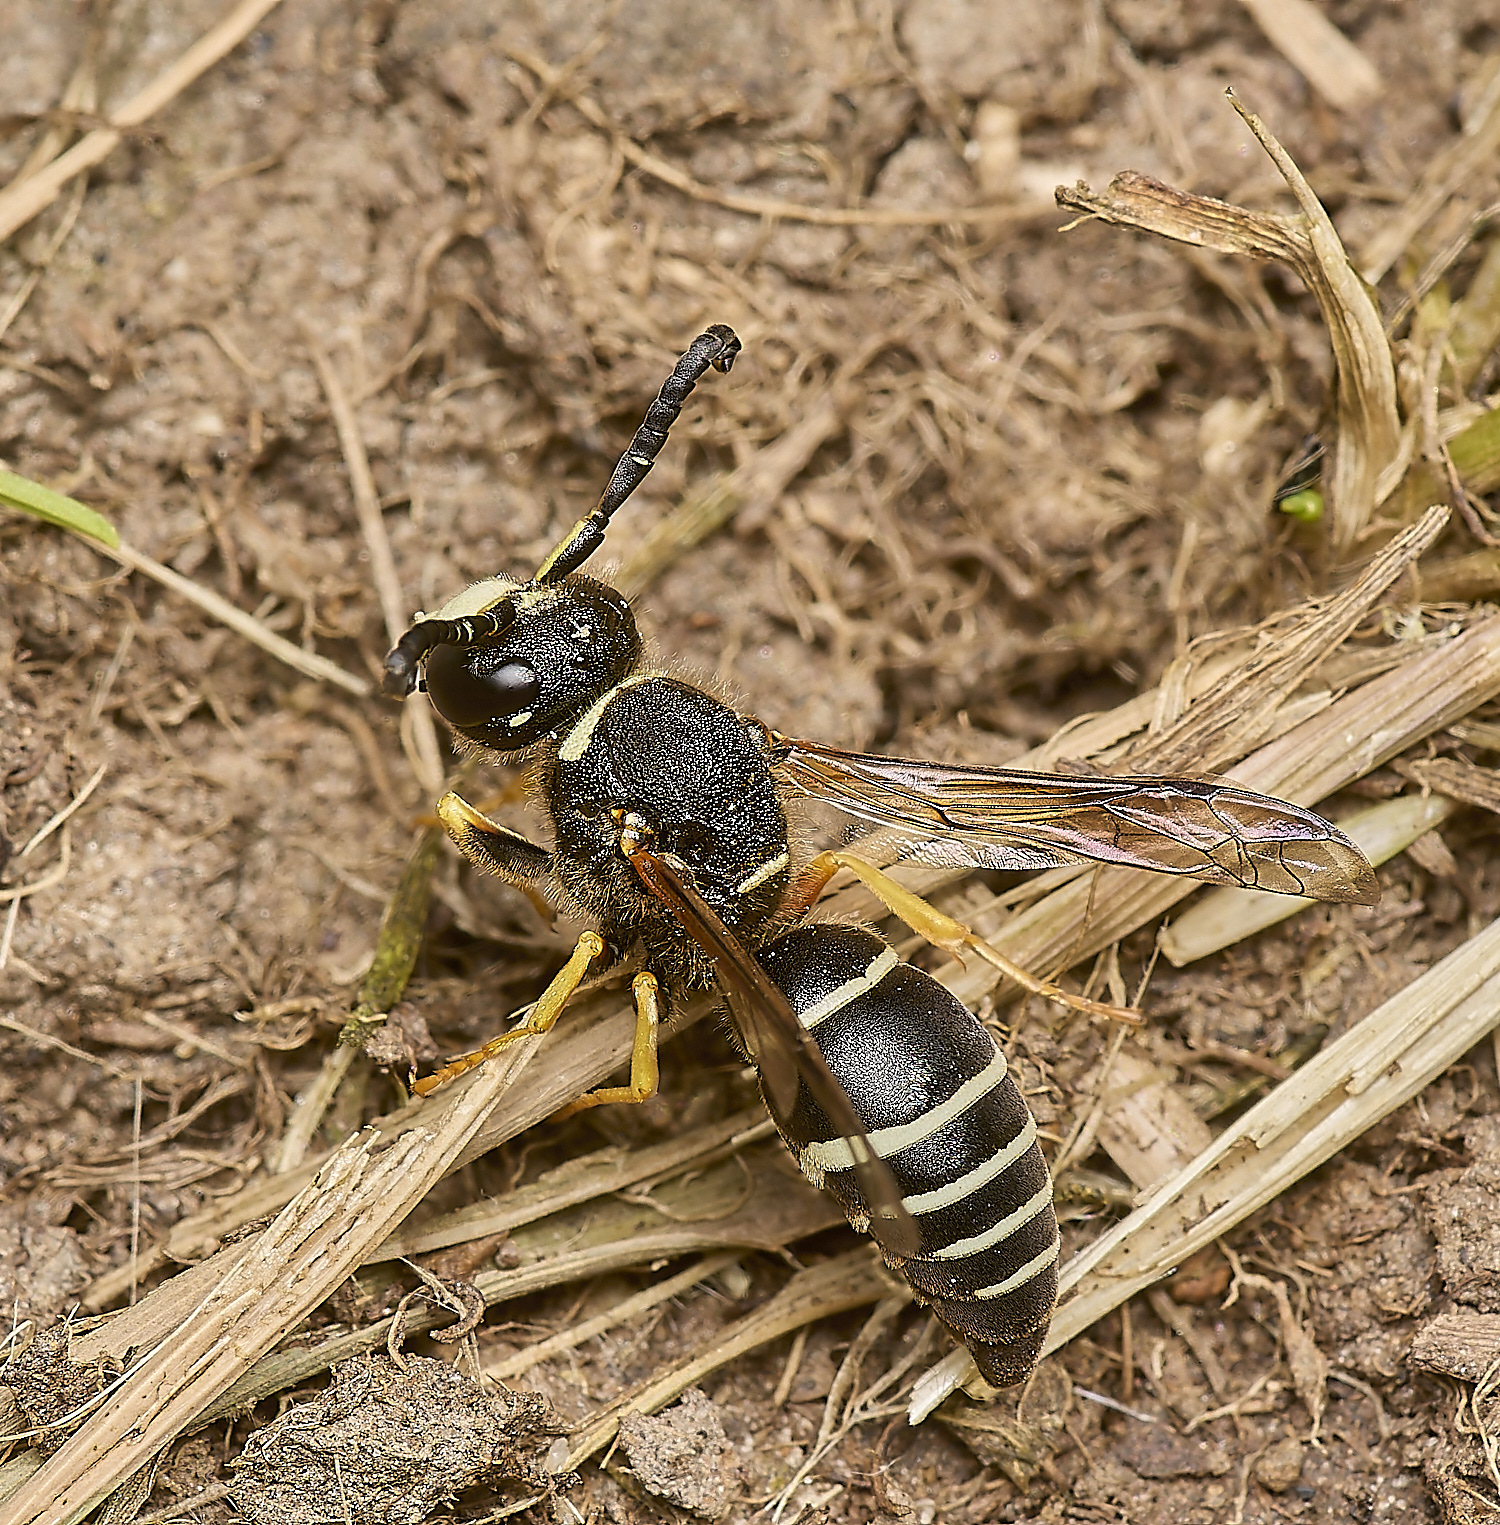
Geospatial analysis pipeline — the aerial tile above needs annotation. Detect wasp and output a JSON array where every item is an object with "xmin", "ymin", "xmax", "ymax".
[{"xmin": 382, "ymin": 326, "xmax": 1377, "ymax": 1388}]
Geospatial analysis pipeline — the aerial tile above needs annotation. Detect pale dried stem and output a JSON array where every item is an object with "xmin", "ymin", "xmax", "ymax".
[
  {"xmin": 305, "ymin": 331, "xmax": 445, "ymax": 796},
  {"xmin": 92, "ymin": 538, "xmax": 370, "ymax": 696},
  {"xmin": 1057, "ymin": 106, "xmax": 1402, "ymax": 551},
  {"xmin": 6, "ymin": 1033, "xmax": 542, "ymax": 1524},
  {"xmin": 0, "ymin": 0, "xmax": 289, "ymax": 244},
  {"xmin": 562, "ymin": 1247, "xmax": 895, "ymax": 1471},
  {"xmin": 481, "ymin": 1253, "xmax": 741, "ymax": 1383},
  {"xmin": 1235, "ymin": 0, "xmax": 1380, "ymax": 112},
  {"xmin": 268, "ymin": 1044, "xmax": 357, "ymax": 1175},
  {"xmin": 193, "ymin": 1153, "xmax": 841, "ymax": 1422},
  {"xmin": 82, "ymin": 1061, "xmax": 738, "ymax": 1308}
]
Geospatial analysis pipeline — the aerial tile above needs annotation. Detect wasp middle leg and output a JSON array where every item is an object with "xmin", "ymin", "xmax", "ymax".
[{"xmin": 550, "ymin": 971, "xmax": 661, "ymax": 1120}]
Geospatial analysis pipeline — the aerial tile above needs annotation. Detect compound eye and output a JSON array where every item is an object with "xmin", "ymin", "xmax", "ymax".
[{"xmin": 424, "ymin": 648, "xmax": 542, "ymax": 731}]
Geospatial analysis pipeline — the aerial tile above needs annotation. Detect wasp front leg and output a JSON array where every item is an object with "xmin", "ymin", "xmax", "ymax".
[
  {"xmin": 436, "ymin": 788, "xmax": 561, "ymax": 923},
  {"xmin": 414, "ymin": 930, "xmax": 607, "ymax": 1096},
  {"xmin": 437, "ymin": 791, "xmax": 553, "ymax": 882},
  {"xmin": 790, "ymin": 849, "xmax": 1139, "ymax": 1025}
]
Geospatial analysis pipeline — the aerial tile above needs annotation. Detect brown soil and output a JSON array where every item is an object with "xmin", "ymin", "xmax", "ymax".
[{"xmin": 3, "ymin": 2, "xmax": 1500, "ymax": 1522}]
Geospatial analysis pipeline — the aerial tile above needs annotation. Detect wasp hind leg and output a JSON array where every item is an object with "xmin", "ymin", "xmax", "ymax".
[
  {"xmin": 791, "ymin": 850, "xmax": 1138, "ymax": 1025},
  {"xmin": 413, "ymin": 930, "xmax": 607, "ymax": 1096}
]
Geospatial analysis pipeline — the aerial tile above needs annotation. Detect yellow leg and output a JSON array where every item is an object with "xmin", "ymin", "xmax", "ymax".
[
  {"xmin": 551, "ymin": 971, "xmax": 662, "ymax": 1119},
  {"xmin": 413, "ymin": 930, "xmax": 607, "ymax": 1097},
  {"xmin": 800, "ymin": 850, "xmax": 1140, "ymax": 1026}
]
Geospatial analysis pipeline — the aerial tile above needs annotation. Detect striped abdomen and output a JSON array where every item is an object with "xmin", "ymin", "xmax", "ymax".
[{"xmin": 756, "ymin": 923, "xmax": 1058, "ymax": 1387}]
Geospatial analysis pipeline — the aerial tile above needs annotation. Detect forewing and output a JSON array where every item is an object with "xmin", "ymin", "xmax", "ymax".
[
  {"xmin": 771, "ymin": 736, "xmax": 1378, "ymax": 904},
  {"xmin": 627, "ymin": 846, "xmax": 920, "ymax": 1257}
]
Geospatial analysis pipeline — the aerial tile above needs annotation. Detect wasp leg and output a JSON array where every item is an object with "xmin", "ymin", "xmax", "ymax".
[
  {"xmin": 793, "ymin": 850, "xmax": 1139, "ymax": 1025},
  {"xmin": 413, "ymin": 930, "xmax": 607, "ymax": 1097},
  {"xmin": 551, "ymin": 971, "xmax": 661, "ymax": 1120},
  {"xmin": 437, "ymin": 790, "xmax": 558, "ymax": 922},
  {"xmin": 436, "ymin": 791, "xmax": 553, "ymax": 882}
]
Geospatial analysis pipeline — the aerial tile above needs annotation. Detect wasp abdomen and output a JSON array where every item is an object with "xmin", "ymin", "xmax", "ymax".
[{"xmin": 757, "ymin": 923, "xmax": 1059, "ymax": 1388}]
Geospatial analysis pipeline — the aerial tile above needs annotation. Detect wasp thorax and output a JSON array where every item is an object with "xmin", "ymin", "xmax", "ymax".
[{"xmin": 422, "ymin": 575, "xmax": 641, "ymax": 752}]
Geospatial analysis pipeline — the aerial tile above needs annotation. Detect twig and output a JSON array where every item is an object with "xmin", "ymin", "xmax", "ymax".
[
  {"xmin": 4, "ymin": 1032, "xmax": 545, "ymax": 1522},
  {"xmin": 304, "ymin": 329, "xmax": 444, "ymax": 795},
  {"xmin": 0, "ymin": 825, "xmax": 73, "ymax": 903},
  {"xmin": 1057, "ymin": 104, "xmax": 1403, "ymax": 552},
  {"xmin": 0, "ymin": 0, "xmax": 290, "ymax": 244},
  {"xmin": 506, "ymin": 46, "xmax": 1049, "ymax": 230},
  {"xmin": 482, "ymin": 1252, "xmax": 740, "ymax": 1382},
  {"xmin": 0, "ymin": 1004, "xmax": 136, "ymax": 1082},
  {"xmin": 16, "ymin": 761, "xmax": 107, "ymax": 859},
  {"xmin": 1235, "ymin": 0, "xmax": 1380, "ymax": 112},
  {"xmin": 92, "ymin": 538, "xmax": 369, "ymax": 695},
  {"xmin": 562, "ymin": 1248, "xmax": 895, "ymax": 1471},
  {"xmin": 195, "ymin": 1153, "xmax": 840, "ymax": 1421}
]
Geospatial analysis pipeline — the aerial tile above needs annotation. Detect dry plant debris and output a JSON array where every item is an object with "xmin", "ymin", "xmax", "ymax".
[
  {"xmin": 616, "ymin": 1386, "xmax": 742, "ymax": 1521},
  {"xmin": 229, "ymin": 1353, "xmax": 568, "ymax": 1525},
  {"xmin": 3, "ymin": 1, "xmax": 1500, "ymax": 1522}
]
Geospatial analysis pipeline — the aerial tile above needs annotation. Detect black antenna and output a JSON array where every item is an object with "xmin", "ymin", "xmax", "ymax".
[
  {"xmin": 533, "ymin": 324, "xmax": 741, "ymax": 585},
  {"xmin": 382, "ymin": 604, "xmax": 515, "ymax": 697},
  {"xmin": 381, "ymin": 327, "xmax": 741, "ymax": 696}
]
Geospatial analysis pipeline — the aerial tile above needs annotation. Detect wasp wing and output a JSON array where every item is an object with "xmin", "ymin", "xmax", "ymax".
[
  {"xmin": 627, "ymin": 845, "xmax": 920, "ymax": 1258},
  {"xmin": 769, "ymin": 735, "xmax": 1378, "ymax": 905}
]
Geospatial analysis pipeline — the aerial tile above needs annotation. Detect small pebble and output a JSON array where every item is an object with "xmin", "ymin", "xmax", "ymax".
[{"xmin": 1256, "ymin": 1437, "xmax": 1305, "ymax": 1493}]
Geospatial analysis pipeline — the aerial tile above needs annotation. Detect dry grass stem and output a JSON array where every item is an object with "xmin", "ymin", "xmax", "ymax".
[
  {"xmin": 1397, "ymin": 756, "xmax": 1500, "ymax": 815},
  {"xmin": 376, "ymin": 1106, "xmax": 773, "ymax": 1260},
  {"xmin": 81, "ymin": 1075, "xmax": 755, "ymax": 1359},
  {"xmin": 7, "ymin": 1029, "xmax": 541, "ymax": 1523},
  {"xmin": 1057, "ymin": 108, "xmax": 1403, "ymax": 550},
  {"xmin": 305, "ymin": 330, "xmax": 445, "ymax": 795},
  {"xmin": 1129, "ymin": 505, "xmax": 1444, "ymax": 772},
  {"xmin": 268, "ymin": 1044, "xmax": 357, "ymax": 1176},
  {"xmin": 1094, "ymin": 1041, "xmax": 1212, "ymax": 1189},
  {"xmin": 481, "ymin": 1253, "xmax": 742, "ymax": 1383},
  {"xmin": 1160, "ymin": 791, "xmax": 1460, "ymax": 965},
  {"xmin": 197, "ymin": 1153, "xmax": 841, "ymax": 1422},
  {"xmin": 0, "ymin": 0, "xmax": 289, "ymax": 243},
  {"xmin": 82, "ymin": 995, "xmax": 678, "ymax": 1305},
  {"xmin": 562, "ymin": 1247, "xmax": 895, "ymax": 1471},
  {"xmin": 94, "ymin": 538, "xmax": 370, "ymax": 695}
]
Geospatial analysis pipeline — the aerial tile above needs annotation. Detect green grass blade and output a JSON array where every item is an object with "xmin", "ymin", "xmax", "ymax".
[{"xmin": 0, "ymin": 468, "xmax": 120, "ymax": 547}]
